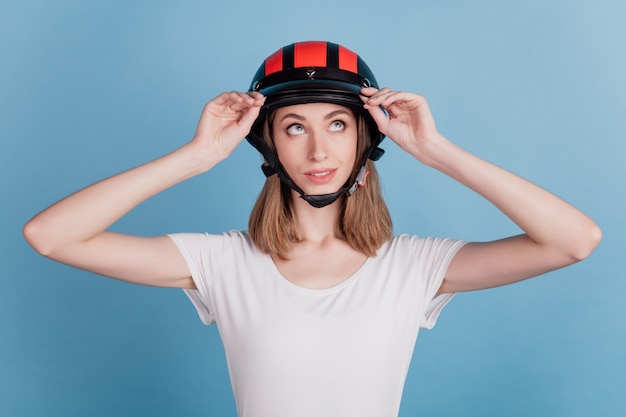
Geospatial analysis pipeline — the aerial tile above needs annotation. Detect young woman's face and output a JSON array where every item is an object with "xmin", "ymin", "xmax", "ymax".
[{"xmin": 272, "ymin": 102, "xmax": 358, "ymax": 197}]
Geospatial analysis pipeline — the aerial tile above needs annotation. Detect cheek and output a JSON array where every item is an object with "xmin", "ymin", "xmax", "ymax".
[
  {"xmin": 271, "ymin": 132, "xmax": 289, "ymax": 156},
  {"xmin": 272, "ymin": 138, "xmax": 300, "ymax": 172},
  {"xmin": 344, "ymin": 132, "xmax": 359, "ymax": 163},
  {"xmin": 343, "ymin": 142, "xmax": 357, "ymax": 161}
]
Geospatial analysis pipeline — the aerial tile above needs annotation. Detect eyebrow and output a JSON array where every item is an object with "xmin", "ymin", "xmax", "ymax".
[{"xmin": 279, "ymin": 109, "xmax": 351, "ymax": 124}]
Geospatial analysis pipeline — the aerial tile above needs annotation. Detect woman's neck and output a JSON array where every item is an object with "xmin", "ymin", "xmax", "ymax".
[{"xmin": 291, "ymin": 192, "xmax": 342, "ymax": 243}]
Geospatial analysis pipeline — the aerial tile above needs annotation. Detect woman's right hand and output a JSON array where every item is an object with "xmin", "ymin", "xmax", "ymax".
[
  {"xmin": 191, "ymin": 91, "xmax": 265, "ymax": 163},
  {"xmin": 23, "ymin": 91, "xmax": 265, "ymax": 289}
]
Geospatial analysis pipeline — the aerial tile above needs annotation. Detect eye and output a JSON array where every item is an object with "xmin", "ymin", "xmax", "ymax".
[
  {"xmin": 286, "ymin": 123, "xmax": 305, "ymax": 135},
  {"xmin": 329, "ymin": 120, "xmax": 345, "ymax": 131}
]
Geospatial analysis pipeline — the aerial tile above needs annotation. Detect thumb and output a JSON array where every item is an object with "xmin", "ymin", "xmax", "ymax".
[
  {"xmin": 363, "ymin": 102, "xmax": 390, "ymax": 136},
  {"xmin": 237, "ymin": 102, "xmax": 264, "ymax": 135}
]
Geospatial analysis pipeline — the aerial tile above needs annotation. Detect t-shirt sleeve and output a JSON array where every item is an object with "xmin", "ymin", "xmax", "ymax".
[
  {"xmin": 411, "ymin": 236, "xmax": 467, "ymax": 329},
  {"xmin": 167, "ymin": 232, "xmax": 231, "ymax": 325}
]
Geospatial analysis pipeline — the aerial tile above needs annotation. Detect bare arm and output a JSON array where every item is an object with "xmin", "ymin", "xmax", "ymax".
[
  {"xmin": 23, "ymin": 91, "xmax": 265, "ymax": 288},
  {"xmin": 362, "ymin": 88, "xmax": 602, "ymax": 293}
]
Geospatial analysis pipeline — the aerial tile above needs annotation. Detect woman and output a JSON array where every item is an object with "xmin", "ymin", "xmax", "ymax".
[{"xmin": 23, "ymin": 41, "xmax": 601, "ymax": 417}]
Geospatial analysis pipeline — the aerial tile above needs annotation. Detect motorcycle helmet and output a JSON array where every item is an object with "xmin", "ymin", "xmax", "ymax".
[{"xmin": 246, "ymin": 41, "xmax": 385, "ymax": 208}]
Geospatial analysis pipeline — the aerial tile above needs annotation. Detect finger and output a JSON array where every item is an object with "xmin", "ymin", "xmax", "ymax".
[
  {"xmin": 360, "ymin": 86, "xmax": 379, "ymax": 99},
  {"xmin": 238, "ymin": 102, "xmax": 264, "ymax": 128},
  {"xmin": 247, "ymin": 91, "xmax": 266, "ymax": 102},
  {"xmin": 362, "ymin": 87, "xmax": 389, "ymax": 105},
  {"xmin": 362, "ymin": 88, "xmax": 399, "ymax": 111},
  {"xmin": 215, "ymin": 91, "xmax": 255, "ymax": 106},
  {"xmin": 363, "ymin": 101, "xmax": 391, "ymax": 135},
  {"xmin": 361, "ymin": 87, "xmax": 401, "ymax": 108},
  {"xmin": 362, "ymin": 89, "xmax": 404, "ymax": 117},
  {"xmin": 365, "ymin": 88, "xmax": 404, "ymax": 107},
  {"xmin": 231, "ymin": 91, "xmax": 266, "ymax": 109}
]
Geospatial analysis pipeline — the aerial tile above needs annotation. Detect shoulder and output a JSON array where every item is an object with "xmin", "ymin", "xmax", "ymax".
[
  {"xmin": 382, "ymin": 234, "xmax": 464, "ymax": 254},
  {"xmin": 167, "ymin": 230, "xmax": 258, "ymax": 257},
  {"xmin": 376, "ymin": 234, "xmax": 467, "ymax": 269}
]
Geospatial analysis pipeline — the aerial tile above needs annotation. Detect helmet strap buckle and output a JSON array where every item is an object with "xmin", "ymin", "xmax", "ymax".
[{"xmin": 348, "ymin": 165, "xmax": 369, "ymax": 195}]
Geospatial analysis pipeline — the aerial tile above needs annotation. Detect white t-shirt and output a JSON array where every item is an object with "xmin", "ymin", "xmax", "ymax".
[{"xmin": 168, "ymin": 231, "xmax": 465, "ymax": 417}]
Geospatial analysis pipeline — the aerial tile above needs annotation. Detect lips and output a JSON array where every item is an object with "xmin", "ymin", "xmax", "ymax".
[{"xmin": 304, "ymin": 168, "xmax": 338, "ymax": 184}]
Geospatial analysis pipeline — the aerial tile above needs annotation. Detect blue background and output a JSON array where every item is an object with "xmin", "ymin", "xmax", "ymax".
[{"xmin": 2, "ymin": 0, "xmax": 625, "ymax": 416}]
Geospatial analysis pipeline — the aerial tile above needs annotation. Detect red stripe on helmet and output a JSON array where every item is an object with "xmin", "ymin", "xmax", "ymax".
[
  {"xmin": 265, "ymin": 49, "xmax": 283, "ymax": 75},
  {"xmin": 294, "ymin": 41, "xmax": 327, "ymax": 68},
  {"xmin": 338, "ymin": 45, "xmax": 358, "ymax": 73}
]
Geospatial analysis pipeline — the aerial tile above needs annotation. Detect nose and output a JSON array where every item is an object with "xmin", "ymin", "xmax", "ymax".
[{"xmin": 308, "ymin": 130, "xmax": 328, "ymax": 162}]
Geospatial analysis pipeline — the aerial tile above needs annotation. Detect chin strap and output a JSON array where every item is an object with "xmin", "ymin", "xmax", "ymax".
[
  {"xmin": 247, "ymin": 131, "xmax": 383, "ymax": 209},
  {"xmin": 301, "ymin": 165, "xmax": 370, "ymax": 208}
]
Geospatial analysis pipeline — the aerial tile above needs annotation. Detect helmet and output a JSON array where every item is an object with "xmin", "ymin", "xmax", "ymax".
[{"xmin": 246, "ymin": 41, "xmax": 385, "ymax": 208}]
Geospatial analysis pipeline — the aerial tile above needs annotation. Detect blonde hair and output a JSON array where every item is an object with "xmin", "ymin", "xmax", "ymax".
[{"xmin": 248, "ymin": 113, "xmax": 393, "ymax": 259}]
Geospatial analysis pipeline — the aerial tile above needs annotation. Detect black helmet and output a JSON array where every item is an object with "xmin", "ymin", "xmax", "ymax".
[{"xmin": 246, "ymin": 41, "xmax": 385, "ymax": 208}]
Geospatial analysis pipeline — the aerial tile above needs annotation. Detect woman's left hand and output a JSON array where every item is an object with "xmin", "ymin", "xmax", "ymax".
[
  {"xmin": 360, "ymin": 88, "xmax": 601, "ymax": 294},
  {"xmin": 361, "ymin": 87, "xmax": 444, "ymax": 166}
]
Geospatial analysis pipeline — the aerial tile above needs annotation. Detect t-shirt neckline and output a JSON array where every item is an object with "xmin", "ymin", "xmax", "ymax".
[{"xmin": 263, "ymin": 252, "xmax": 375, "ymax": 295}]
